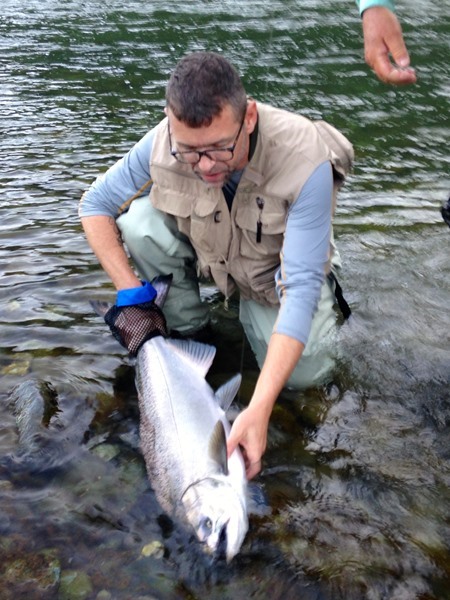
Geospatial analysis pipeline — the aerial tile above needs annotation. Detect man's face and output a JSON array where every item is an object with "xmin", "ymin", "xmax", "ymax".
[{"xmin": 167, "ymin": 102, "xmax": 256, "ymax": 188}]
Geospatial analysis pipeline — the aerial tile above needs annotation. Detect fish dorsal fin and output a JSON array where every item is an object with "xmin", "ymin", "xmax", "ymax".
[
  {"xmin": 208, "ymin": 420, "xmax": 228, "ymax": 475},
  {"xmin": 215, "ymin": 374, "xmax": 242, "ymax": 411},
  {"xmin": 165, "ymin": 339, "xmax": 216, "ymax": 378}
]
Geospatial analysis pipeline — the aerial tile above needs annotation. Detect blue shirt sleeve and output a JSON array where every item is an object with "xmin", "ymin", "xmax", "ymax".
[
  {"xmin": 78, "ymin": 128, "xmax": 156, "ymax": 218},
  {"xmin": 357, "ymin": 0, "xmax": 395, "ymax": 16},
  {"xmin": 273, "ymin": 160, "xmax": 333, "ymax": 345}
]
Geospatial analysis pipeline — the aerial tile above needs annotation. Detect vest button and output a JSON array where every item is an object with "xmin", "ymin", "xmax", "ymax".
[{"xmin": 214, "ymin": 211, "xmax": 222, "ymax": 223}]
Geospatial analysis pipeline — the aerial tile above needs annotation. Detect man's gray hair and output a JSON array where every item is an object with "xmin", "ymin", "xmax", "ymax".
[{"xmin": 166, "ymin": 52, "xmax": 247, "ymax": 127}]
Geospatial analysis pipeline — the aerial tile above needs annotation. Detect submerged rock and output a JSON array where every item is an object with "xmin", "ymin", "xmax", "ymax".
[
  {"xmin": 141, "ymin": 540, "xmax": 164, "ymax": 559},
  {"xmin": 0, "ymin": 548, "xmax": 60, "ymax": 596},
  {"xmin": 59, "ymin": 569, "xmax": 94, "ymax": 600}
]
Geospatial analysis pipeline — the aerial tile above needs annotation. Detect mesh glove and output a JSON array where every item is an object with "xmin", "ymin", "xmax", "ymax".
[{"xmin": 104, "ymin": 281, "xmax": 168, "ymax": 356}]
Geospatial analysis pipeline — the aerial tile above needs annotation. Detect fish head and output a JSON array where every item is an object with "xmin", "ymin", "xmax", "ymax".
[{"xmin": 181, "ymin": 476, "xmax": 248, "ymax": 563}]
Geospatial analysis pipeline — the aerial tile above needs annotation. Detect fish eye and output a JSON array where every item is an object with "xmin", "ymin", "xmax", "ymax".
[
  {"xmin": 197, "ymin": 516, "xmax": 213, "ymax": 541},
  {"xmin": 202, "ymin": 517, "xmax": 213, "ymax": 532}
]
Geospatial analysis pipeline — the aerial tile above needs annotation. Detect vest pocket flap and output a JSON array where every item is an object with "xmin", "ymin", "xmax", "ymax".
[
  {"xmin": 193, "ymin": 195, "xmax": 220, "ymax": 218},
  {"xmin": 151, "ymin": 188, "xmax": 192, "ymax": 218},
  {"xmin": 235, "ymin": 199, "xmax": 287, "ymax": 235}
]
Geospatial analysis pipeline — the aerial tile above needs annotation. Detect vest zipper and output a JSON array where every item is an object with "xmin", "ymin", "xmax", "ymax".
[{"xmin": 256, "ymin": 196, "xmax": 264, "ymax": 243}]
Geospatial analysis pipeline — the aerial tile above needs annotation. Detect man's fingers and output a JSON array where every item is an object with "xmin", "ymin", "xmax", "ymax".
[
  {"xmin": 246, "ymin": 459, "xmax": 262, "ymax": 480},
  {"xmin": 383, "ymin": 35, "xmax": 416, "ymax": 84},
  {"xmin": 371, "ymin": 53, "xmax": 395, "ymax": 82},
  {"xmin": 371, "ymin": 52, "xmax": 417, "ymax": 85},
  {"xmin": 385, "ymin": 66, "xmax": 417, "ymax": 85},
  {"xmin": 226, "ymin": 435, "xmax": 238, "ymax": 459},
  {"xmin": 373, "ymin": 56, "xmax": 417, "ymax": 84},
  {"xmin": 385, "ymin": 32, "xmax": 410, "ymax": 69}
]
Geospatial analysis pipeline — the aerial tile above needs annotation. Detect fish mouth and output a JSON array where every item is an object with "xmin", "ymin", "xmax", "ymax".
[
  {"xmin": 213, "ymin": 521, "xmax": 228, "ymax": 562},
  {"xmin": 181, "ymin": 476, "xmax": 247, "ymax": 562}
]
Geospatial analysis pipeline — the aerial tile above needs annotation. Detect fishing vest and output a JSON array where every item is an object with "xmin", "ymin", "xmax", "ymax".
[{"xmin": 149, "ymin": 102, "xmax": 353, "ymax": 306}]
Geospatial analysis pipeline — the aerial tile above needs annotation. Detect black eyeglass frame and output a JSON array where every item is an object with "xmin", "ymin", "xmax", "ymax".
[{"xmin": 168, "ymin": 113, "xmax": 246, "ymax": 165}]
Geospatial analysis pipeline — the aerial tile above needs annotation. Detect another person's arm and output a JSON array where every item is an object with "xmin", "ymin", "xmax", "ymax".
[
  {"xmin": 227, "ymin": 161, "xmax": 333, "ymax": 478},
  {"xmin": 358, "ymin": 0, "xmax": 416, "ymax": 84}
]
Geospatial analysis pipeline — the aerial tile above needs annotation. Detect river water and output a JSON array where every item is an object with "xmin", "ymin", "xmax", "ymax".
[{"xmin": 0, "ymin": 0, "xmax": 449, "ymax": 598}]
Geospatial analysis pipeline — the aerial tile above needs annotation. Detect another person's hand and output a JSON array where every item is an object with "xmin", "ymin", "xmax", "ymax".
[
  {"xmin": 227, "ymin": 405, "xmax": 270, "ymax": 480},
  {"xmin": 362, "ymin": 6, "xmax": 416, "ymax": 85},
  {"xmin": 104, "ymin": 281, "xmax": 168, "ymax": 356}
]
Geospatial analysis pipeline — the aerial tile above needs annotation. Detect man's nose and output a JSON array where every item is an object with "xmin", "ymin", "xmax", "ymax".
[{"xmin": 197, "ymin": 153, "xmax": 216, "ymax": 170}]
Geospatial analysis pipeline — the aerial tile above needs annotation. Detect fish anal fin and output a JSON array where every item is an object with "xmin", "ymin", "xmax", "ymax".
[{"xmin": 208, "ymin": 420, "xmax": 228, "ymax": 476}]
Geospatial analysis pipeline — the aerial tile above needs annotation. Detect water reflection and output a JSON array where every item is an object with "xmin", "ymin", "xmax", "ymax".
[{"xmin": 1, "ymin": 0, "xmax": 449, "ymax": 598}]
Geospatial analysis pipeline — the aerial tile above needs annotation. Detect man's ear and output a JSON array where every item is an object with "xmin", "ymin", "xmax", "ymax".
[{"xmin": 245, "ymin": 100, "xmax": 258, "ymax": 135}]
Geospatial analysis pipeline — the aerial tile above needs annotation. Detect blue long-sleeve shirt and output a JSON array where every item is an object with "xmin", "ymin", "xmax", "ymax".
[
  {"xmin": 357, "ymin": 0, "xmax": 395, "ymax": 15},
  {"xmin": 79, "ymin": 127, "xmax": 333, "ymax": 346}
]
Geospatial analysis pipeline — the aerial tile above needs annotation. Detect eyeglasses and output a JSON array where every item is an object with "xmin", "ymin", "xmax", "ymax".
[{"xmin": 168, "ymin": 114, "xmax": 245, "ymax": 165}]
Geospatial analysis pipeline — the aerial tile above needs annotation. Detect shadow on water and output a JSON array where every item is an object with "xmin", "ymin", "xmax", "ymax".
[{"xmin": 1, "ymin": 0, "xmax": 449, "ymax": 598}]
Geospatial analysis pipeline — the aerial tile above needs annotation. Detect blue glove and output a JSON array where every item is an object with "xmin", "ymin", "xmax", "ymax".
[
  {"xmin": 116, "ymin": 281, "xmax": 157, "ymax": 307},
  {"xmin": 104, "ymin": 281, "xmax": 167, "ymax": 356}
]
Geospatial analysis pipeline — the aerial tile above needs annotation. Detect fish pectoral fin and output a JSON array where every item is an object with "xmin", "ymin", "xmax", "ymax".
[
  {"xmin": 208, "ymin": 420, "xmax": 228, "ymax": 476},
  {"xmin": 165, "ymin": 339, "xmax": 216, "ymax": 378},
  {"xmin": 215, "ymin": 374, "xmax": 242, "ymax": 411}
]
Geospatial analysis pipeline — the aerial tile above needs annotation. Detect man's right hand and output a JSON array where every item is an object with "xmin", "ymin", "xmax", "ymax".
[{"xmin": 104, "ymin": 281, "xmax": 168, "ymax": 356}]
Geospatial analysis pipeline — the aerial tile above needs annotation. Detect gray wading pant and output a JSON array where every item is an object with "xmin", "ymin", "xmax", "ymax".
[{"xmin": 117, "ymin": 196, "xmax": 339, "ymax": 389}]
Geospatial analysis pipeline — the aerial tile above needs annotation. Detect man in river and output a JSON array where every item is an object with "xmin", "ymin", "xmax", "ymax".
[{"xmin": 79, "ymin": 52, "xmax": 354, "ymax": 479}]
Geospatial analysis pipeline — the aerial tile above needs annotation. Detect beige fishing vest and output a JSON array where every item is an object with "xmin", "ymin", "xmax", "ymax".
[{"xmin": 149, "ymin": 102, "xmax": 353, "ymax": 306}]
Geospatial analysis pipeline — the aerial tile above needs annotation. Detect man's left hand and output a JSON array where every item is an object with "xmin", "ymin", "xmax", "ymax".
[{"xmin": 227, "ymin": 406, "xmax": 269, "ymax": 480}]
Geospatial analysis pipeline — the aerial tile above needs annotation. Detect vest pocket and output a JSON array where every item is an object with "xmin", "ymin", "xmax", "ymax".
[
  {"xmin": 238, "ymin": 263, "xmax": 279, "ymax": 306},
  {"xmin": 190, "ymin": 213, "xmax": 216, "ymax": 254},
  {"xmin": 235, "ymin": 198, "xmax": 287, "ymax": 259}
]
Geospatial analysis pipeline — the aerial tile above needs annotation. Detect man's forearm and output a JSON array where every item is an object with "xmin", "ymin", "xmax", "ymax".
[
  {"xmin": 227, "ymin": 332, "xmax": 305, "ymax": 478},
  {"xmin": 81, "ymin": 215, "xmax": 141, "ymax": 290},
  {"xmin": 251, "ymin": 332, "xmax": 304, "ymax": 415}
]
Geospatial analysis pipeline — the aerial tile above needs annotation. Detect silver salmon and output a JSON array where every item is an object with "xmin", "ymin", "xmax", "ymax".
[
  {"xmin": 91, "ymin": 276, "xmax": 248, "ymax": 562},
  {"xmin": 137, "ymin": 336, "xmax": 248, "ymax": 562}
]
